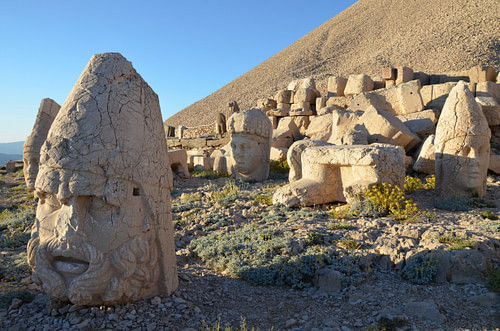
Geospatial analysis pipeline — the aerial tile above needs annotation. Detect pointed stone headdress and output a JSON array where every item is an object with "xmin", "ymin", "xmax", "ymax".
[
  {"xmin": 36, "ymin": 52, "xmax": 177, "ymax": 297},
  {"xmin": 435, "ymin": 81, "xmax": 490, "ymax": 148}
]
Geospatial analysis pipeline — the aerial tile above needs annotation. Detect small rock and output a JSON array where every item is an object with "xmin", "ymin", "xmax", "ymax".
[
  {"xmin": 469, "ymin": 292, "xmax": 499, "ymax": 308},
  {"xmin": 173, "ymin": 297, "xmax": 187, "ymax": 305},
  {"xmin": 8, "ymin": 298, "xmax": 23, "ymax": 311},
  {"xmin": 285, "ymin": 319, "xmax": 298, "ymax": 328},
  {"xmin": 151, "ymin": 296, "xmax": 162, "ymax": 305},
  {"xmin": 405, "ymin": 300, "xmax": 445, "ymax": 324}
]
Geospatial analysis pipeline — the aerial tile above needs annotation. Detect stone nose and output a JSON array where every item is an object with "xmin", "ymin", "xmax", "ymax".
[{"xmin": 55, "ymin": 196, "xmax": 89, "ymax": 242}]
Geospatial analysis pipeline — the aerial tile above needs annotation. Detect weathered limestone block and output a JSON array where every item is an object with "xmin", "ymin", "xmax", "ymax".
[
  {"xmin": 327, "ymin": 76, "xmax": 347, "ymax": 97},
  {"xmin": 273, "ymin": 144, "xmax": 405, "ymax": 206},
  {"xmin": 301, "ymin": 77, "xmax": 318, "ymax": 90},
  {"xmin": 317, "ymin": 105, "xmax": 342, "ymax": 116},
  {"xmin": 27, "ymin": 53, "xmax": 178, "ymax": 305},
  {"xmin": 344, "ymin": 74, "xmax": 374, "ymax": 96},
  {"xmin": 306, "ymin": 114, "xmax": 333, "ymax": 141},
  {"xmin": 350, "ymin": 80, "xmax": 424, "ymax": 116},
  {"xmin": 294, "ymin": 88, "xmax": 318, "ymax": 103},
  {"xmin": 193, "ymin": 156, "xmax": 214, "ymax": 171},
  {"xmin": 396, "ymin": 66, "xmax": 414, "ymax": 84},
  {"xmin": 476, "ymin": 82, "xmax": 499, "ymax": 103},
  {"xmin": 287, "ymin": 140, "xmax": 332, "ymax": 182},
  {"xmin": 292, "ymin": 116, "xmax": 310, "ymax": 135},
  {"xmin": 328, "ymin": 109, "xmax": 365, "ymax": 145},
  {"xmin": 420, "ymin": 85, "xmax": 433, "ymax": 105},
  {"xmin": 397, "ymin": 109, "xmax": 439, "ymax": 139},
  {"xmin": 267, "ymin": 115, "xmax": 278, "ymax": 129},
  {"xmin": 488, "ymin": 154, "xmax": 500, "ymax": 174},
  {"xmin": 326, "ymin": 96, "xmax": 350, "ymax": 109},
  {"xmin": 259, "ymin": 98, "xmax": 277, "ymax": 112},
  {"xmin": 23, "ymin": 98, "xmax": 60, "ymax": 190},
  {"xmin": 316, "ymin": 96, "xmax": 328, "ymax": 109},
  {"xmin": 213, "ymin": 155, "xmax": 233, "ymax": 175},
  {"xmin": 290, "ymin": 101, "xmax": 312, "ymax": 114},
  {"xmin": 373, "ymin": 76, "xmax": 385, "ymax": 90},
  {"xmin": 168, "ymin": 149, "xmax": 190, "ymax": 180},
  {"xmin": 187, "ymin": 150, "xmax": 205, "ymax": 167},
  {"xmin": 359, "ymin": 106, "xmax": 421, "ymax": 151},
  {"xmin": 287, "ymin": 80, "xmax": 301, "ymax": 91},
  {"xmin": 275, "ymin": 90, "xmax": 294, "ymax": 104},
  {"xmin": 272, "ymin": 129, "xmax": 294, "ymax": 149},
  {"xmin": 269, "ymin": 103, "xmax": 291, "ymax": 117},
  {"xmin": 382, "ymin": 67, "xmax": 397, "ymax": 80},
  {"xmin": 469, "ymin": 65, "xmax": 497, "ymax": 83},
  {"xmin": 277, "ymin": 116, "xmax": 302, "ymax": 141},
  {"xmin": 476, "ymin": 96, "xmax": 500, "ymax": 126},
  {"xmin": 426, "ymin": 82, "xmax": 457, "ymax": 110},
  {"xmin": 228, "ymin": 109, "xmax": 273, "ymax": 181},
  {"xmin": 435, "ymin": 81, "xmax": 491, "ymax": 198},
  {"xmin": 413, "ymin": 135, "xmax": 436, "ymax": 174},
  {"xmin": 385, "ymin": 80, "xmax": 395, "ymax": 88},
  {"xmin": 270, "ymin": 147, "xmax": 288, "ymax": 162}
]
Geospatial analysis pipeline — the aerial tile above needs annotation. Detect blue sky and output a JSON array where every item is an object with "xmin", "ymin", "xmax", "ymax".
[{"xmin": 0, "ymin": 0, "xmax": 357, "ymax": 143}]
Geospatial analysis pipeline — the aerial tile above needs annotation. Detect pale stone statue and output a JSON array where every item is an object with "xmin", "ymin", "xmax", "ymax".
[
  {"xmin": 273, "ymin": 144, "xmax": 405, "ymax": 207},
  {"xmin": 435, "ymin": 81, "xmax": 491, "ymax": 198},
  {"xmin": 27, "ymin": 53, "xmax": 178, "ymax": 305},
  {"xmin": 215, "ymin": 112, "xmax": 227, "ymax": 136},
  {"xmin": 23, "ymin": 98, "xmax": 60, "ymax": 191},
  {"xmin": 228, "ymin": 100, "xmax": 240, "ymax": 114},
  {"xmin": 228, "ymin": 109, "xmax": 272, "ymax": 181}
]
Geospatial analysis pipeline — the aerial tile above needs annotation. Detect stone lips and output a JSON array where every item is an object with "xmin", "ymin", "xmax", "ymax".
[
  {"xmin": 30, "ymin": 52, "xmax": 178, "ymax": 305},
  {"xmin": 165, "ymin": 0, "xmax": 500, "ymax": 129}
]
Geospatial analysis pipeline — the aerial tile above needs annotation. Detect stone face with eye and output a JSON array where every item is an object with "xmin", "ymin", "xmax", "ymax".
[
  {"xmin": 435, "ymin": 81, "xmax": 491, "ymax": 198},
  {"xmin": 26, "ymin": 52, "xmax": 178, "ymax": 306}
]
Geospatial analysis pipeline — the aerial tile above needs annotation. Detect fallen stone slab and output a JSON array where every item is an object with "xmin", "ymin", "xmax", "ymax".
[{"xmin": 273, "ymin": 144, "xmax": 405, "ymax": 206}]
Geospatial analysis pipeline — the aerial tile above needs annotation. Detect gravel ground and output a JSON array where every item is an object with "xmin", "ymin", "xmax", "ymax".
[{"xmin": 1, "ymin": 173, "xmax": 499, "ymax": 331}]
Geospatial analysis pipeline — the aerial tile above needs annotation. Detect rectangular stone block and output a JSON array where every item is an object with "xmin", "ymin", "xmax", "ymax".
[
  {"xmin": 316, "ymin": 96, "xmax": 328, "ymax": 109},
  {"xmin": 396, "ymin": 66, "xmax": 414, "ymax": 85},
  {"xmin": 397, "ymin": 109, "xmax": 438, "ymax": 139},
  {"xmin": 326, "ymin": 96, "xmax": 350, "ymax": 108},
  {"xmin": 382, "ymin": 67, "xmax": 397, "ymax": 80},
  {"xmin": 327, "ymin": 76, "xmax": 347, "ymax": 96},
  {"xmin": 344, "ymin": 74, "xmax": 374, "ymax": 96},
  {"xmin": 277, "ymin": 116, "xmax": 303, "ymax": 140},
  {"xmin": 294, "ymin": 88, "xmax": 318, "ymax": 103},
  {"xmin": 469, "ymin": 65, "xmax": 497, "ymax": 83},
  {"xmin": 476, "ymin": 81, "xmax": 499, "ymax": 103},
  {"xmin": 275, "ymin": 89, "xmax": 294, "ymax": 104}
]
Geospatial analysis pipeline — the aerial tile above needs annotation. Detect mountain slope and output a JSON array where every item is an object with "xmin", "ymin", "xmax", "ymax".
[{"xmin": 165, "ymin": 0, "xmax": 500, "ymax": 128}]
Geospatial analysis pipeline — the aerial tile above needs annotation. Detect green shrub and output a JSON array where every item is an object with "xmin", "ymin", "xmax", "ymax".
[
  {"xmin": 0, "ymin": 290, "xmax": 35, "ymax": 309},
  {"xmin": 305, "ymin": 232, "xmax": 325, "ymax": 246},
  {"xmin": 252, "ymin": 192, "xmax": 273, "ymax": 206},
  {"xmin": 268, "ymin": 159, "xmax": 289, "ymax": 180},
  {"xmin": 189, "ymin": 227, "xmax": 365, "ymax": 289},
  {"xmin": 424, "ymin": 175, "xmax": 435, "ymax": 191},
  {"xmin": 210, "ymin": 180, "xmax": 246, "ymax": 207},
  {"xmin": 348, "ymin": 183, "xmax": 421, "ymax": 221},
  {"xmin": 363, "ymin": 317, "xmax": 408, "ymax": 331},
  {"xmin": 477, "ymin": 210, "xmax": 498, "ymax": 220},
  {"xmin": 438, "ymin": 231, "xmax": 474, "ymax": 250},
  {"xmin": 335, "ymin": 238, "xmax": 362, "ymax": 250},
  {"xmin": 201, "ymin": 316, "xmax": 265, "ymax": 331},
  {"xmin": 401, "ymin": 252, "xmax": 437, "ymax": 284},
  {"xmin": 327, "ymin": 222, "xmax": 353, "ymax": 231},
  {"xmin": 435, "ymin": 197, "xmax": 496, "ymax": 211},
  {"xmin": 191, "ymin": 168, "xmax": 229, "ymax": 179},
  {"xmin": 0, "ymin": 205, "xmax": 36, "ymax": 232},
  {"xmin": 487, "ymin": 267, "xmax": 500, "ymax": 293},
  {"xmin": 0, "ymin": 232, "xmax": 31, "ymax": 249},
  {"xmin": 404, "ymin": 176, "xmax": 423, "ymax": 193}
]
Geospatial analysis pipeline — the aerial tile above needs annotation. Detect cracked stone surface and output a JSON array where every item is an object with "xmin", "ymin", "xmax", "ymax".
[
  {"xmin": 27, "ymin": 52, "xmax": 178, "ymax": 305},
  {"xmin": 435, "ymin": 81, "xmax": 491, "ymax": 198},
  {"xmin": 23, "ymin": 98, "xmax": 60, "ymax": 190},
  {"xmin": 228, "ymin": 109, "xmax": 273, "ymax": 182}
]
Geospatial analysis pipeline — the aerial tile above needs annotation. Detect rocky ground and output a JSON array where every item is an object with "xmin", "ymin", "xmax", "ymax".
[{"xmin": 0, "ymin": 169, "xmax": 499, "ymax": 331}]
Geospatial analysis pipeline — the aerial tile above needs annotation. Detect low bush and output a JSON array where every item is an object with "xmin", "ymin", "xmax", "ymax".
[
  {"xmin": 189, "ymin": 226, "xmax": 365, "ymax": 289},
  {"xmin": 401, "ymin": 251, "xmax": 437, "ymax": 284},
  {"xmin": 435, "ymin": 197, "xmax": 496, "ymax": 211},
  {"xmin": 438, "ymin": 231, "xmax": 474, "ymax": 250},
  {"xmin": 0, "ymin": 289, "xmax": 35, "ymax": 309}
]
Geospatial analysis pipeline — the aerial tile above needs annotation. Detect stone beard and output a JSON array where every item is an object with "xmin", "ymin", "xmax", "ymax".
[{"xmin": 26, "ymin": 171, "xmax": 168, "ymax": 305}]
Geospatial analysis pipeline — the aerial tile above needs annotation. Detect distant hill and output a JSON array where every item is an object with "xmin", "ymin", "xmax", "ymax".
[
  {"xmin": 165, "ymin": 0, "xmax": 500, "ymax": 128},
  {"xmin": 0, "ymin": 153, "xmax": 22, "ymax": 165},
  {"xmin": 0, "ymin": 141, "xmax": 24, "ymax": 155}
]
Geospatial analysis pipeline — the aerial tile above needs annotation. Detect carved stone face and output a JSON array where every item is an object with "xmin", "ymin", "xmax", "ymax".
[
  {"xmin": 231, "ymin": 133, "xmax": 266, "ymax": 179},
  {"xmin": 22, "ymin": 152, "xmax": 39, "ymax": 190},
  {"xmin": 28, "ymin": 168, "xmax": 160, "ymax": 305},
  {"xmin": 436, "ymin": 135, "xmax": 490, "ymax": 196}
]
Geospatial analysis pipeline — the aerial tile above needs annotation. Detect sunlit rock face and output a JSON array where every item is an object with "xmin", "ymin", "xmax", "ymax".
[
  {"xmin": 27, "ymin": 53, "xmax": 178, "ymax": 305},
  {"xmin": 228, "ymin": 109, "xmax": 272, "ymax": 182},
  {"xmin": 435, "ymin": 81, "xmax": 491, "ymax": 198},
  {"xmin": 23, "ymin": 98, "xmax": 60, "ymax": 191}
]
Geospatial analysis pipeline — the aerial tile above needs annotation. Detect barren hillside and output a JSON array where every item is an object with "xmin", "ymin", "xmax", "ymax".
[{"xmin": 165, "ymin": 0, "xmax": 500, "ymax": 128}]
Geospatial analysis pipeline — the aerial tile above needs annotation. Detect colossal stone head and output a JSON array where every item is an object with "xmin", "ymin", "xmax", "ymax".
[
  {"xmin": 27, "ymin": 53, "xmax": 178, "ymax": 305},
  {"xmin": 435, "ymin": 81, "xmax": 491, "ymax": 198},
  {"xmin": 228, "ymin": 109, "xmax": 272, "ymax": 181},
  {"xmin": 23, "ymin": 98, "xmax": 60, "ymax": 190}
]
